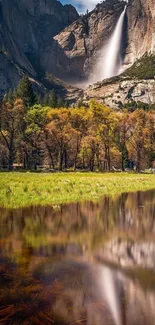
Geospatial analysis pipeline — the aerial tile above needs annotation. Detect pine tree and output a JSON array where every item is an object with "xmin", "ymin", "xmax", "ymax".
[
  {"xmin": 43, "ymin": 93, "xmax": 49, "ymax": 106},
  {"xmin": 49, "ymin": 90, "xmax": 57, "ymax": 108},
  {"xmin": 36, "ymin": 93, "xmax": 42, "ymax": 105},
  {"xmin": 15, "ymin": 75, "xmax": 36, "ymax": 108},
  {"xmin": 64, "ymin": 100, "xmax": 69, "ymax": 108},
  {"xmin": 7, "ymin": 89, "xmax": 14, "ymax": 105},
  {"xmin": 57, "ymin": 97, "xmax": 64, "ymax": 108}
]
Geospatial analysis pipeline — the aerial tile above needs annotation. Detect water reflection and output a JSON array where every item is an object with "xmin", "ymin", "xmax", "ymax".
[
  {"xmin": 0, "ymin": 258, "xmax": 155, "ymax": 325},
  {"xmin": 0, "ymin": 190, "xmax": 155, "ymax": 324},
  {"xmin": 0, "ymin": 190, "xmax": 155, "ymax": 257}
]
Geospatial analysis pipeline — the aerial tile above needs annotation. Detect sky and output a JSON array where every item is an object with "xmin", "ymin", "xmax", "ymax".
[{"xmin": 61, "ymin": 0, "xmax": 99, "ymax": 13}]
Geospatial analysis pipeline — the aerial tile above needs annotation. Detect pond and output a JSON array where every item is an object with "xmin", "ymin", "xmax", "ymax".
[{"xmin": 0, "ymin": 190, "xmax": 155, "ymax": 324}]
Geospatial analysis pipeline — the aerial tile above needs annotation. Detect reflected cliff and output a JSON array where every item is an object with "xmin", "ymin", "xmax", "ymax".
[
  {"xmin": 0, "ymin": 190, "xmax": 155, "ymax": 259},
  {"xmin": 0, "ymin": 190, "xmax": 155, "ymax": 324},
  {"xmin": 0, "ymin": 258, "xmax": 155, "ymax": 325}
]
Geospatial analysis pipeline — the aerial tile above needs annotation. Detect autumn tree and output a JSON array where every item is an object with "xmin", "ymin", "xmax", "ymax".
[
  {"xmin": 46, "ymin": 109, "xmax": 76, "ymax": 170},
  {"xmin": 127, "ymin": 110, "xmax": 151, "ymax": 172},
  {"xmin": 116, "ymin": 111, "xmax": 130, "ymax": 171},
  {"xmin": 69, "ymin": 108, "xmax": 88, "ymax": 170},
  {"xmin": 90, "ymin": 101, "xmax": 118, "ymax": 171},
  {"xmin": 0, "ymin": 99, "xmax": 24, "ymax": 170},
  {"xmin": 141, "ymin": 110, "xmax": 155, "ymax": 168},
  {"xmin": 81, "ymin": 133, "xmax": 99, "ymax": 171},
  {"xmin": 0, "ymin": 96, "xmax": 154, "ymax": 172}
]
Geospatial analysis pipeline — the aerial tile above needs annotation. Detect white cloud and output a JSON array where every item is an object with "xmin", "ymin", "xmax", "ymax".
[{"xmin": 72, "ymin": 0, "xmax": 99, "ymax": 13}]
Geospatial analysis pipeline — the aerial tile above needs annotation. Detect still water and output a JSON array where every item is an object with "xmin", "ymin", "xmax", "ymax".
[{"xmin": 0, "ymin": 190, "xmax": 155, "ymax": 324}]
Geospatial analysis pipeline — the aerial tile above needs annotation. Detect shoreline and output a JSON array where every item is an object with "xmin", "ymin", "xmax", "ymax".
[{"xmin": 0, "ymin": 172, "xmax": 155, "ymax": 209}]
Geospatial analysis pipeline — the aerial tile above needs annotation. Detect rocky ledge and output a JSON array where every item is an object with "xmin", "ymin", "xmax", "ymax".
[{"xmin": 83, "ymin": 76, "xmax": 155, "ymax": 109}]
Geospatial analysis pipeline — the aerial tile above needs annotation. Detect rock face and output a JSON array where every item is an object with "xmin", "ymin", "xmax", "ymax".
[
  {"xmin": 124, "ymin": 0, "xmax": 155, "ymax": 67},
  {"xmin": 40, "ymin": 0, "xmax": 155, "ymax": 82},
  {"xmin": 1, "ymin": 0, "xmax": 79, "ymax": 55},
  {"xmin": 0, "ymin": 0, "xmax": 79, "ymax": 95},
  {"xmin": 41, "ymin": 0, "xmax": 126, "ymax": 82},
  {"xmin": 1, "ymin": 0, "xmax": 155, "ymax": 97},
  {"xmin": 83, "ymin": 77, "xmax": 155, "ymax": 109}
]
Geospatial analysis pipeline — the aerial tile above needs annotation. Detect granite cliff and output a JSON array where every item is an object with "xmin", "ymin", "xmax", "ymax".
[
  {"xmin": 124, "ymin": 0, "xmax": 155, "ymax": 67},
  {"xmin": 41, "ymin": 0, "xmax": 155, "ymax": 83},
  {"xmin": 82, "ymin": 54, "xmax": 155, "ymax": 109},
  {"xmin": 0, "ymin": 0, "xmax": 79, "ymax": 94},
  {"xmin": 0, "ymin": 0, "xmax": 155, "ymax": 101},
  {"xmin": 41, "ymin": 0, "xmax": 126, "ymax": 82}
]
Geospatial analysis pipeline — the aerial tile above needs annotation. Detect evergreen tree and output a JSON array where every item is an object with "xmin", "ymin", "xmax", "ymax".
[
  {"xmin": 57, "ymin": 97, "xmax": 64, "ymax": 108},
  {"xmin": 43, "ymin": 93, "xmax": 49, "ymax": 106},
  {"xmin": 36, "ymin": 93, "xmax": 42, "ymax": 105},
  {"xmin": 15, "ymin": 75, "xmax": 36, "ymax": 108},
  {"xmin": 49, "ymin": 90, "xmax": 57, "ymax": 108},
  {"xmin": 4, "ymin": 89, "xmax": 14, "ymax": 106},
  {"xmin": 64, "ymin": 100, "xmax": 69, "ymax": 108}
]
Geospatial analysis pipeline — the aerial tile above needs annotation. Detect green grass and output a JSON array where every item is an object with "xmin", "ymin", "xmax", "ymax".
[{"xmin": 0, "ymin": 172, "xmax": 155, "ymax": 209}]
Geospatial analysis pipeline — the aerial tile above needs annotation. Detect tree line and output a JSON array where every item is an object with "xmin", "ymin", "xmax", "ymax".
[{"xmin": 0, "ymin": 76, "xmax": 155, "ymax": 172}]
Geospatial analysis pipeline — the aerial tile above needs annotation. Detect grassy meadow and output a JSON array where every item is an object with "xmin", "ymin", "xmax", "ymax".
[{"xmin": 0, "ymin": 172, "xmax": 155, "ymax": 209}]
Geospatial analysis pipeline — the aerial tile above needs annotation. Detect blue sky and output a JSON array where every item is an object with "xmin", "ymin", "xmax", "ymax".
[{"xmin": 61, "ymin": 0, "xmax": 99, "ymax": 13}]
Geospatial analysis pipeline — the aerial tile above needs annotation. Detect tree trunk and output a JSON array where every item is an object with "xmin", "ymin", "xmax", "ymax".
[
  {"xmin": 59, "ymin": 147, "xmax": 63, "ymax": 171},
  {"xmin": 64, "ymin": 148, "xmax": 67, "ymax": 170},
  {"xmin": 107, "ymin": 146, "xmax": 111, "ymax": 172},
  {"xmin": 46, "ymin": 144, "xmax": 55, "ymax": 169},
  {"xmin": 82, "ymin": 153, "xmax": 85, "ymax": 170},
  {"xmin": 90, "ymin": 152, "xmax": 95, "ymax": 172},
  {"xmin": 96, "ymin": 147, "xmax": 100, "ymax": 170},
  {"xmin": 136, "ymin": 149, "xmax": 141, "ymax": 173},
  {"xmin": 103, "ymin": 158, "xmax": 107, "ymax": 171},
  {"xmin": 25, "ymin": 150, "xmax": 31, "ymax": 170},
  {"xmin": 122, "ymin": 152, "xmax": 125, "ymax": 172},
  {"xmin": 8, "ymin": 148, "xmax": 14, "ymax": 171},
  {"xmin": 74, "ymin": 136, "xmax": 81, "ymax": 171},
  {"xmin": 74, "ymin": 140, "xmax": 78, "ymax": 171}
]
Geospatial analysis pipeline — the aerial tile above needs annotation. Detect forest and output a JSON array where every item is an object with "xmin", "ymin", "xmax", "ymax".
[{"xmin": 0, "ymin": 76, "xmax": 155, "ymax": 173}]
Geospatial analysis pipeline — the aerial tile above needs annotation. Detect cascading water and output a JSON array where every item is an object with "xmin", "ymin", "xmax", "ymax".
[
  {"xmin": 93, "ymin": 4, "xmax": 127, "ymax": 82},
  {"xmin": 100, "ymin": 266, "xmax": 125, "ymax": 325},
  {"xmin": 103, "ymin": 5, "xmax": 127, "ymax": 79}
]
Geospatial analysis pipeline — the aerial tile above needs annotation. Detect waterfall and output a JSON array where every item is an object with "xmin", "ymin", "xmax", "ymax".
[
  {"xmin": 93, "ymin": 5, "xmax": 127, "ymax": 82},
  {"xmin": 100, "ymin": 266, "xmax": 124, "ymax": 325}
]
